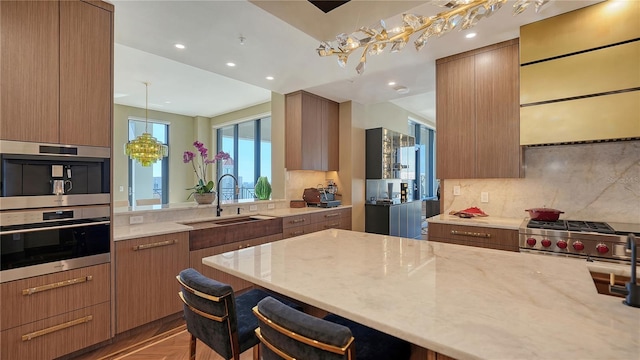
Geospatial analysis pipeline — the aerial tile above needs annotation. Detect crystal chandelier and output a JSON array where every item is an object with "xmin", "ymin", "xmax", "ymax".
[
  {"xmin": 317, "ymin": 0, "xmax": 549, "ymax": 74},
  {"xmin": 124, "ymin": 82, "xmax": 168, "ymax": 166}
]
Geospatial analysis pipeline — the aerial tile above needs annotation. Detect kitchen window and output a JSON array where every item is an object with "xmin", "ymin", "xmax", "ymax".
[
  {"xmin": 128, "ymin": 119, "xmax": 169, "ymax": 205},
  {"xmin": 216, "ymin": 117, "xmax": 271, "ymax": 200},
  {"xmin": 409, "ymin": 121, "xmax": 436, "ymax": 199}
]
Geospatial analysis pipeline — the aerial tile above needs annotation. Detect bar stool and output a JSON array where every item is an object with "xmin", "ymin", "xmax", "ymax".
[
  {"xmin": 253, "ymin": 296, "xmax": 411, "ymax": 360},
  {"xmin": 177, "ymin": 268, "xmax": 301, "ymax": 360}
]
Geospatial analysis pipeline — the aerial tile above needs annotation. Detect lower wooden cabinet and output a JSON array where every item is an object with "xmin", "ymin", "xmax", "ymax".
[
  {"xmin": 115, "ymin": 232, "xmax": 189, "ymax": 333},
  {"xmin": 282, "ymin": 208, "xmax": 352, "ymax": 239},
  {"xmin": 0, "ymin": 263, "xmax": 111, "ymax": 360},
  {"xmin": 0, "ymin": 302, "xmax": 110, "ymax": 360},
  {"xmin": 189, "ymin": 233, "xmax": 282, "ymax": 293},
  {"xmin": 428, "ymin": 223, "xmax": 518, "ymax": 252}
]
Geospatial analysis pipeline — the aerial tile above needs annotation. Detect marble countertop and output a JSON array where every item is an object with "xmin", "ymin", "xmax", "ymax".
[
  {"xmin": 203, "ymin": 229, "xmax": 639, "ymax": 360},
  {"xmin": 427, "ymin": 214, "xmax": 524, "ymax": 230},
  {"xmin": 113, "ymin": 205, "xmax": 352, "ymax": 241}
]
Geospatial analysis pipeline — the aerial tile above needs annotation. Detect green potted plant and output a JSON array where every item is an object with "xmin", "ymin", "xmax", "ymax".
[
  {"xmin": 254, "ymin": 176, "xmax": 272, "ymax": 200},
  {"xmin": 183, "ymin": 141, "xmax": 230, "ymax": 204}
]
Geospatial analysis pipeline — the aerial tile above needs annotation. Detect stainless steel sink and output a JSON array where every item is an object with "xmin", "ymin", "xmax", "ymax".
[{"xmin": 213, "ymin": 216, "xmax": 262, "ymax": 226}]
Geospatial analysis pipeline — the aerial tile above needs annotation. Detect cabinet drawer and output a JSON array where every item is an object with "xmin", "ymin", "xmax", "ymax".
[
  {"xmin": 282, "ymin": 214, "xmax": 311, "ymax": 229},
  {"xmin": 0, "ymin": 301, "xmax": 110, "ymax": 360},
  {"xmin": 1, "ymin": 263, "xmax": 110, "ymax": 330},
  {"xmin": 310, "ymin": 209, "xmax": 345, "ymax": 223},
  {"xmin": 428, "ymin": 223, "xmax": 518, "ymax": 252},
  {"xmin": 282, "ymin": 224, "xmax": 315, "ymax": 239}
]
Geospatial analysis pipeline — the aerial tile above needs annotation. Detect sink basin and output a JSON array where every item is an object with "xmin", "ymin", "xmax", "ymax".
[
  {"xmin": 213, "ymin": 216, "xmax": 261, "ymax": 226},
  {"xmin": 189, "ymin": 215, "xmax": 282, "ymax": 250}
]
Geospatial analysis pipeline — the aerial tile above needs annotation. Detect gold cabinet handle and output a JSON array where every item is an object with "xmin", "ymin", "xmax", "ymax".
[
  {"xmin": 22, "ymin": 276, "xmax": 93, "ymax": 296},
  {"xmin": 290, "ymin": 218, "xmax": 306, "ymax": 224},
  {"xmin": 451, "ymin": 230, "xmax": 491, "ymax": 238},
  {"xmin": 324, "ymin": 213, "xmax": 340, "ymax": 218},
  {"xmin": 324, "ymin": 223, "xmax": 340, "ymax": 228},
  {"xmin": 290, "ymin": 230, "xmax": 304, "ymax": 236},
  {"xmin": 22, "ymin": 315, "xmax": 93, "ymax": 341},
  {"xmin": 133, "ymin": 239, "xmax": 178, "ymax": 251}
]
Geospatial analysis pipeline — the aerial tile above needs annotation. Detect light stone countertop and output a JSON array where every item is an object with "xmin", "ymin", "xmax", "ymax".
[
  {"xmin": 112, "ymin": 205, "xmax": 352, "ymax": 241},
  {"xmin": 427, "ymin": 214, "xmax": 525, "ymax": 230},
  {"xmin": 203, "ymin": 229, "xmax": 640, "ymax": 360}
]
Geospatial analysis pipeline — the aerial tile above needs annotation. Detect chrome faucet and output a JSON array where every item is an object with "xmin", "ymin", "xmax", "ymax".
[
  {"xmin": 216, "ymin": 174, "xmax": 239, "ymax": 217},
  {"xmin": 609, "ymin": 234, "xmax": 639, "ymax": 308}
]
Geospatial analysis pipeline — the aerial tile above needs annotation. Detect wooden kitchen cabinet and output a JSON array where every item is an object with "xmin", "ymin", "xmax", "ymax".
[
  {"xmin": 0, "ymin": 263, "xmax": 110, "ymax": 360},
  {"xmin": 428, "ymin": 222, "xmax": 519, "ymax": 252},
  {"xmin": 436, "ymin": 39, "xmax": 521, "ymax": 179},
  {"xmin": 115, "ymin": 232, "xmax": 189, "ymax": 333},
  {"xmin": 0, "ymin": 0, "xmax": 113, "ymax": 147},
  {"xmin": 282, "ymin": 208, "xmax": 352, "ymax": 238},
  {"xmin": 285, "ymin": 91, "xmax": 339, "ymax": 171}
]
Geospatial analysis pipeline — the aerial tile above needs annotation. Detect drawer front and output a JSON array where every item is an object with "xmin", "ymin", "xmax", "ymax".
[
  {"xmin": 282, "ymin": 224, "xmax": 315, "ymax": 239},
  {"xmin": 310, "ymin": 209, "xmax": 345, "ymax": 224},
  {"xmin": 428, "ymin": 223, "xmax": 518, "ymax": 252},
  {"xmin": 0, "ymin": 302, "xmax": 110, "ymax": 360},
  {"xmin": 282, "ymin": 214, "xmax": 311, "ymax": 229},
  {"xmin": 1, "ymin": 263, "xmax": 110, "ymax": 330}
]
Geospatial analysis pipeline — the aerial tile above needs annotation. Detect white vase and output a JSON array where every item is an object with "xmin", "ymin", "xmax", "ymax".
[{"xmin": 194, "ymin": 192, "xmax": 216, "ymax": 205}]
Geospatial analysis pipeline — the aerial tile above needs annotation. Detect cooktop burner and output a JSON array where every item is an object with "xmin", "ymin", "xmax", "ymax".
[{"xmin": 526, "ymin": 220, "xmax": 615, "ymax": 234}]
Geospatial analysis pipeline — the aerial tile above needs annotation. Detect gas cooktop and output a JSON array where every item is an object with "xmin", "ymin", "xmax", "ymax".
[
  {"xmin": 527, "ymin": 219, "xmax": 615, "ymax": 234},
  {"xmin": 520, "ymin": 219, "xmax": 639, "ymax": 263}
]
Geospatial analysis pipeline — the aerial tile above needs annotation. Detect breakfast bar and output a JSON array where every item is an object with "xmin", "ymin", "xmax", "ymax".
[{"xmin": 203, "ymin": 229, "xmax": 640, "ymax": 360}]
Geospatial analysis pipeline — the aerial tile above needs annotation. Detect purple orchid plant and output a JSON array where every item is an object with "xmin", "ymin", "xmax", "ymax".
[{"xmin": 183, "ymin": 141, "xmax": 231, "ymax": 199}]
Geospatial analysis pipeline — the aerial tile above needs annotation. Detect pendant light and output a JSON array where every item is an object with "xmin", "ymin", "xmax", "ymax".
[{"xmin": 124, "ymin": 82, "xmax": 168, "ymax": 166}]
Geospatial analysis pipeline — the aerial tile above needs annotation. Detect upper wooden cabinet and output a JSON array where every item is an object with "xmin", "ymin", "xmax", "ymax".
[
  {"xmin": 436, "ymin": 39, "xmax": 521, "ymax": 179},
  {"xmin": 0, "ymin": 0, "xmax": 113, "ymax": 147},
  {"xmin": 285, "ymin": 91, "xmax": 339, "ymax": 171}
]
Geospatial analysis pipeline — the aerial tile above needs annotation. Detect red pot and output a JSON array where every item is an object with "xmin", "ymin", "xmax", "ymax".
[{"xmin": 525, "ymin": 207, "xmax": 564, "ymax": 221}]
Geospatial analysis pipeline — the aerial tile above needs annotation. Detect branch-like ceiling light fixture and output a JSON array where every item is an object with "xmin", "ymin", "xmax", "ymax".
[
  {"xmin": 317, "ymin": 0, "xmax": 549, "ymax": 74},
  {"xmin": 124, "ymin": 82, "xmax": 168, "ymax": 166}
]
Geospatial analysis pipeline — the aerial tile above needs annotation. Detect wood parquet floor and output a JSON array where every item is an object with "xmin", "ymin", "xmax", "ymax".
[{"xmin": 65, "ymin": 316, "xmax": 253, "ymax": 360}]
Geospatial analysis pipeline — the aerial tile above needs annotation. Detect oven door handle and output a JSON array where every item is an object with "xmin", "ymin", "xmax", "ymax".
[{"xmin": 0, "ymin": 221, "xmax": 110, "ymax": 235}]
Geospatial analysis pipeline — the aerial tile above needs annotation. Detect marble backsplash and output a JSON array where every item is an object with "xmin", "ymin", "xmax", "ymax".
[{"xmin": 442, "ymin": 140, "xmax": 640, "ymax": 223}]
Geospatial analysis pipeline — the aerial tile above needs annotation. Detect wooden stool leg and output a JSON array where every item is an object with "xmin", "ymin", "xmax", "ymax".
[
  {"xmin": 190, "ymin": 334, "xmax": 197, "ymax": 360},
  {"xmin": 253, "ymin": 344, "xmax": 260, "ymax": 360}
]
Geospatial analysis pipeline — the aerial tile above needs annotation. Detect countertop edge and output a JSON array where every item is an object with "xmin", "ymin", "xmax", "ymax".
[
  {"xmin": 426, "ymin": 214, "xmax": 523, "ymax": 230},
  {"xmin": 113, "ymin": 205, "xmax": 353, "ymax": 241}
]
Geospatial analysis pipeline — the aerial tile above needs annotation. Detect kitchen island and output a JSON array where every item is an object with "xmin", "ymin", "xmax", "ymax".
[{"xmin": 203, "ymin": 229, "xmax": 639, "ymax": 360}]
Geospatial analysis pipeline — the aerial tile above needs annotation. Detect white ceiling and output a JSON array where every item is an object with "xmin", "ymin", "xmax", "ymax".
[{"xmin": 112, "ymin": 0, "xmax": 600, "ymax": 121}]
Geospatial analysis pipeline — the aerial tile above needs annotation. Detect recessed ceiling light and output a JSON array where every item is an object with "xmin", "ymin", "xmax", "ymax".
[
  {"xmin": 175, "ymin": 43, "xmax": 185, "ymax": 49},
  {"xmin": 394, "ymin": 86, "xmax": 410, "ymax": 94},
  {"xmin": 164, "ymin": 101, "xmax": 171, "ymax": 104},
  {"xmin": 388, "ymin": 81, "xmax": 396, "ymax": 86},
  {"xmin": 465, "ymin": 33, "xmax": 477, "ymax": 39},
  {"xmin": 266, "ymin": 76, "xmax": 274, "ymax": 80},
  {"xmin": 226, "ymin": 62, "xmax": 236, "ymax": 67}
]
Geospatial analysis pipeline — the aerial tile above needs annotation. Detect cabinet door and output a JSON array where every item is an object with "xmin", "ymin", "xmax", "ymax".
[
  {"xmin": 475, "ymin": 43, "xmax": 521, "ymax": 178},
  {"xmin": 59, "ymin": 0, "xmax": 112, "ymax": 147},
  {"xmin": 301, "ymin": 93, "xmax": 323, "ymax": 170},
  {"xmin": 115, "ymin": 232, "xmax": 189, "ymax": 333},
  {"xmin": 435, "ymin": 55, "xmax": 476, "ymax": 179},
  {"xmin": 0, "ymin": 0, "xmax": 59, "ymax": 143},
  {"xmin": 323, "ymin": 99, "xmax": 339, "ymax": 171}
]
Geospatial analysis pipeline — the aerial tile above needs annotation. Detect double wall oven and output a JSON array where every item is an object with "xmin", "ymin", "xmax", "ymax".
[{"xmin": 0, "ymin": 140, "xmax": 111, "ymax": 283}]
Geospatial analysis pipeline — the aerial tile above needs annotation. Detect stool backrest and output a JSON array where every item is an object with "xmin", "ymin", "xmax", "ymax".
[
  {"xmin": 253, "ymin": 296, "xmax": 355, "ymax": 360},
  {"xmin": 177, "ymin": 268, "xmax": 240, "ymax": 360}
]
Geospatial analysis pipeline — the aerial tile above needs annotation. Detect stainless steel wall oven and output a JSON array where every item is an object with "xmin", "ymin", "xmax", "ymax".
[
  {"xmin": 0, "ymin": 140, "xmax": 111, "ymax": 282},
  {"xmin": 0, "ymin": 140, "xmax": 110, "ymax": 210}
]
